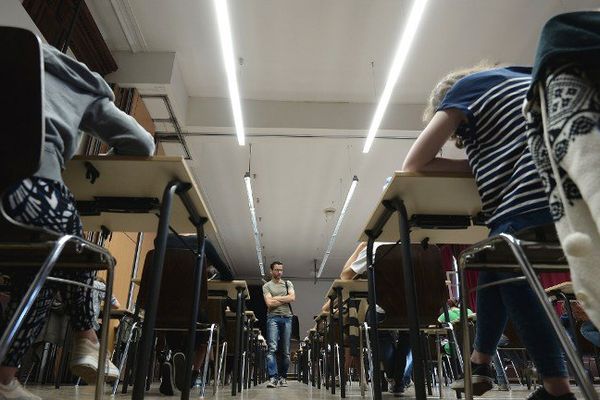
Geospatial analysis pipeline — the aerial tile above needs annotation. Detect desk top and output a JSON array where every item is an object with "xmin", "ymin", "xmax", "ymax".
[
  {"xmin": 325, "ymin": 279, "xmax": 368, "ymax": 299},
  {"xmin": 207, "ymin": 280, "xmax": 250, "ymax": 300},
  {"xmin": 63, "ymin": 156, "xmax": 217, "ymax": 237},
  {"xmin": 545, "ymin": 281, "xmax": 573, "ymax": 295},
  {"xmin": 314, "ymin": 311, "xmax": 329, "ymax": 321},
  {"xmin": 360, "ymin": 172, "xmax": 489, "ymax": 244}
]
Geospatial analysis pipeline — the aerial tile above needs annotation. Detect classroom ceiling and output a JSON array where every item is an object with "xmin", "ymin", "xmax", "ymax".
[{"xmin": 87, "ymin": 0, "xmax": 598, "ymax": 279}]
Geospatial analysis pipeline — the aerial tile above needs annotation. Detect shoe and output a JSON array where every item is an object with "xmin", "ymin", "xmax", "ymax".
[
  {"xmin": 387, "ymin": 378, "xmax": 395, "ymax": 393},
  {"xmin": 526, "ymin": 387, "xmax": 576, "ymax": 400},
  {"xmin": 191, "ymin": 370, "xmax": 202, "ymax": 388},
  {"xmin": 172, "ymin": 352, "xmax": 186, "ymax": 391},
  {"xmin": 497, "ymin": 382, "xmax": 510, "ymax": 391},
  {"xmin": 391, "ymin": 382, "xmax": 405, "ymax": 397},
  {"xmin": 70, "ymin": 338, "xmax": 119, "ymax": 384},
  {"xmin": 159, "ymin": 362, "xmax": 175, "ymax": 396},
  {"xmin": 450, "ymin": 362, "xmax": 494, "ymax": 396},
  {"xmin": 0, "ymin": 379, "xmax": 41, "ymax": 400},
  {"xmin": 266, "ymin": 377, "xmax": 278, "ymax": 388},
  {"xmin": 279, "ymin": 378, "xmax": 288, "ymax": 387}
]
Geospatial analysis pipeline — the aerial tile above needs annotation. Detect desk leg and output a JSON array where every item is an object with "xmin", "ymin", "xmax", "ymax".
[
  {"xmin": 239, "ymin": 298, "xmax": 246, "ymax": 392},
  {"xmin": 133, "ymin": 181, "xmax": 181, "ymax": 400},
  {"xmin": 329, "ymin": 296, "xmax": 336, "ymax": 395},
  {"xmin": 366, "ymin": 237, "xmax": 382, "ymax": 400},
  {"xmin": 336, "ymin": 287, "xmax": 346, "ymax": 398},
  {"xmin": 232, "ymin": 288, "xmax": 243, "ymax": 396},
  {"xmin": 558, "ymin": 292, "xmax": 584, "ymax": 364},
  {"xmin": 394, "ymin": 199, "xmax": 426, "ymax": 400},
  {"xmin": 181, "ymin": 231, "xmax": 205, "ymax": 400}
]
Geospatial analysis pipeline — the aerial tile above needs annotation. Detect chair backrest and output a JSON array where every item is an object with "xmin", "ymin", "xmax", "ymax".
[
  {"xmin": 374, "ymin": 244, "xmax": 447, "ymax": 329},
  {"xmin": 138, "ymin": 248, "xmax": 208, "ymax": 328},
  {"xmin": 0, "ymin": 27, "xmax": 44, "ymax": 192}
]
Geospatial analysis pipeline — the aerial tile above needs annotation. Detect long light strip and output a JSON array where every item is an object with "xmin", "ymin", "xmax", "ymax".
[
  {"xmin": 244, "ymin": 172, "xmax": 265, "ymax": 277},
  {"xmin": 214, "ymin": 0, "xmax": 245, "ymax": 146},
  {"xmin": 362, "ymin": 0, "xmax": 429, "ymax": 153},
  {"xmin": 317, "ymin": 176, "xmax": 359, "ymax": 278}
]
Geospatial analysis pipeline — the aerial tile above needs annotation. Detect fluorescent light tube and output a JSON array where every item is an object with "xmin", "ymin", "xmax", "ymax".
[
  {"xmin": 362, "ymin": 0, "xmax": 429, "ymax": 153},
  {"xmin": 244, "ymin": 172, "xmax": 265, "ymax": 277},
  {"xmin": 214, "ymin": 0, "xmax": 245, "ymax": 146},
  {"xmin": 317, "ymin": 176, "xmax": 359, "ymax": 278}
]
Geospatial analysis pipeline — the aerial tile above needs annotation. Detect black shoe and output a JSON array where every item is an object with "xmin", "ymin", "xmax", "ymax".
[
  {"xmin": 159, "ymin": 362, "xmax": 175, "ymax": 396},
  {"xmin": 172, "ymin": 352, "xmax": 186, "ymax": 391},
  {"xmin": 191, "ymin": 370, "xmax": 200, "ymax": 388},
  {"xmin": 527, "ymin": 387, "xmax": 576, "ymax": 400},
  {"xmin": 391, "ymin": 383, "xmax": 405, "ymax": 397},
  {"xmin": 450, "ymin": 362, "xmax": 494, "ymax": 396}
]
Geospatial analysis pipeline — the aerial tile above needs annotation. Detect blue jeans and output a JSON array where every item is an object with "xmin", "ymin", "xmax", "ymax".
[
  {"xmin": 581, "ymin": 321, "xmax": 600, "ymax": 347},
  {"xmin": 266, "ymin": 315, "xmax": 292, "ymax": 378},
  {"xmin": 379, "ymin": 329, "xmax": 411, "ymax": 388},
  {"xmin": 473, "ymin": 209, "xmax": 568, "ymax": 378}
]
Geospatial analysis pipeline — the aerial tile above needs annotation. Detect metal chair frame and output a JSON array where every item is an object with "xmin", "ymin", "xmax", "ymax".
[{"xmin": 458, "ymin": 233, "xmax": 599, "ymax": 400}]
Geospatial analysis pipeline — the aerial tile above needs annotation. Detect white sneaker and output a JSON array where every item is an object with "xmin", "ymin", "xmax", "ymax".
[
  {"xmin": 0, "ymin": 379, "xmax": 41, "ymax": 400},
  {"xmin": 70, "ymin": 338, "xmax": 119, "ymax": 384}
]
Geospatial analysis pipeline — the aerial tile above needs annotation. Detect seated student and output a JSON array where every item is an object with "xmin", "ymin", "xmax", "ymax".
[
  {"xmin": 322, "ymin": 241, "xmax": 411, "ymax": 396},
  {"xmin": 91, "ymin": 277, "xmax": 121, "ymax": 333},
  {"xmin": 0, "ymin": 43, "xmax": 155, "ymax": 400},
  {"xmin": 158, "ymin": 233, "xmax": 235, "ymax": 395},
  {"xmin": 165, "ymin": 234, "xmax": 234, "ymax": 281},
  {"xmin": 402, "ymin": 63, "xmax": 572, "ymax": 399},
  {"xmin": 562, "ymin": 301, "xmax": 600, "ymax": 348}
]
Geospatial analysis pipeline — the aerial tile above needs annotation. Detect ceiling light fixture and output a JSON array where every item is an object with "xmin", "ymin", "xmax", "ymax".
[
  {"xmin": 244, "ymin": 172, "xmax": 264, "ymax": 277},
  {"xmin": 317, "ymin": 176, "xmax": 359, "ymax": 278},
  {"xmin": 362, "ymin": 0, "xmax": 429, "ymax": 153},
  {"xmin": 214, "ymin": 0, "xmax": 245, "ymax": 146}
]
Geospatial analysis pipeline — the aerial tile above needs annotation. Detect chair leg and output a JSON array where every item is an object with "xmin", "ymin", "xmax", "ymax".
[
  {"xmin": 112, "ymin": 320, "xmax": 137, "ymax": 396},
  {"xmin": 0, "ymin": 238, "xmax": 70, "ymax": 363},
  {"xmin": 201, "ymin": 324, "xmax": 215, "ymax": 398},
  {"xmin": 499, "ymin": 233, "xmax": 598, "ymax": 400},
  {"xmin": 95, "ymin": 262, "xmax": 115, "ymax": 400},
  {"xmin": 437, "ymin": 333, "xmax": 444, "ymax": 398},
  {"xmin": 458, "ymin": 255, "xmax": 473, "ymax": 400},
  {"xmin": 213, "ymin": 326, "xmax": 219, "ymax": 395},
  {"xmin": 362, "ymin": 322, "xmax": 375, "ymax": 399}
]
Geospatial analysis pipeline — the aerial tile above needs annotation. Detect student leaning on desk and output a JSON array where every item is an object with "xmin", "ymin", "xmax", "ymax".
[
  {"xmin": 0, "ymin": 43, "xmax": 155, "ymax": 400},
  {"xmin": 402, "ymin": 63, "xmax": 573, "ymax": 400}
]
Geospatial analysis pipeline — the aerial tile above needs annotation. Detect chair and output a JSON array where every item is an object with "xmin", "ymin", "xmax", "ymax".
[
  {"xmin": 458, "ymin": 225, "xmax": 597, "ymax": 399},
  {"xmin": 118, "ymin": 248, "xmax": 217, "ymax": 397},
  {"xmin": 0, "ymin": 27, "xmax": 116, "ymax": 400},
  {"xmin": 371, "ymin": 243, "xmax": 453, "ymax": 397}
]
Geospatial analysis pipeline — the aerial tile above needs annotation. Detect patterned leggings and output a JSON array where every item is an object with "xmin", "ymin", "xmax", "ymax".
[{"xmin": 1, "ymin": 178, "xmax": 95, "ymax": 367}]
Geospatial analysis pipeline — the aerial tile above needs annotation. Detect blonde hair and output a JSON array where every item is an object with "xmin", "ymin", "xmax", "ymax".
[{"xmin": 423, "ymin": 60, "xmax": 497, "ymax": 124}]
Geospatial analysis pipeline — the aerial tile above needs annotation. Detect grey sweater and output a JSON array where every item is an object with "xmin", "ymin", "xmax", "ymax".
[{"xmin": 38, "ymin": 44, "xmax": 156, "ymax": 183}]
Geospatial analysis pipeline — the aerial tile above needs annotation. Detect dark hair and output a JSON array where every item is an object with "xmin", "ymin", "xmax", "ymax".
[
  {"xmin": 270, "ymin": 261, "xmax": 283, "ymax": 270},
  {"xmin": 447, "ymin": 298, "xmax": 460, "ymax": 308}
]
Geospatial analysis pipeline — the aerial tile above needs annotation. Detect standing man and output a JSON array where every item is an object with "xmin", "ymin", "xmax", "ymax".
[{"xmin": 262, "ymin": 261, "xmax": 295, "ymax": 388}]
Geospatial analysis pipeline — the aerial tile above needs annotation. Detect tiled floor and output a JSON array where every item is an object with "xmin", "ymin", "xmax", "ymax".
[{"xmin": 25, "ymin": 381, "xmax": 592, "ymax": 399}]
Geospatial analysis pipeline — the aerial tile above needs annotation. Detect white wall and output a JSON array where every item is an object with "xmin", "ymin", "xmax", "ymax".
[
  {"xmin": 290, "ymin": 279, "xmax": 335, "ymax": 338},
  {"xmin": 0, "ymin": 0, "xmax": 42, "ymax": 37}
]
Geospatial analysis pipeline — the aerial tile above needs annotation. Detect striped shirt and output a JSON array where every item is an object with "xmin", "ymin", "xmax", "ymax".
[{"xmin": 438, "ymin": 67, "xmax": 549, "ymax": 226}]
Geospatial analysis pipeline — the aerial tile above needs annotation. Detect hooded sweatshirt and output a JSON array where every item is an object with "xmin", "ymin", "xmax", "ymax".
[{"xmin": 37, "ymin": 44, "xmax": 156, "ymax": 183}]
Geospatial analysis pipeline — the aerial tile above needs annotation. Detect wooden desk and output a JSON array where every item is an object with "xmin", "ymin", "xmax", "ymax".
[
  {"xmin": 64, "ymin": 156, "xmax": 216, "ymax": 400},
  {"xmin": 324, "ymin": 279, "xmax": 367, "ymax": 397},
  {"xmin": 64, "ymin": 156, "xmax": 217, "ymax": 237},
  {"xmin": 207, "ymin": 280, "xmax": 249, "ymax": 396},
  {"xmin": 360, "ymin": 172, "xmax": 486, "ymax": 400},
  {"xmin": 207, "ymin": 280, "xmax": 250, "ymax": 300},
  {"xmin": 325, "ymin": 279, "xmax": 368, "ymax": 300},
  {"xmin": 360, "ymin": 172, "xmax": 487, "ymax": 244}
]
